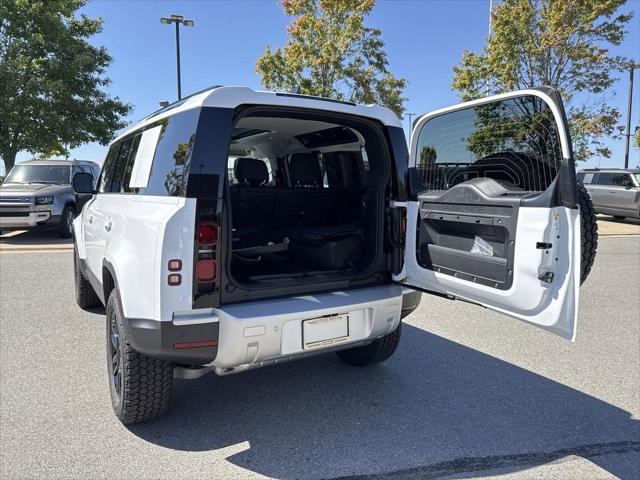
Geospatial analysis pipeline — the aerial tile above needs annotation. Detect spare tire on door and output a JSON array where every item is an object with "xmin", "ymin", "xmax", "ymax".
[{"xmin": 577, "ymin": 184, "xmax": 598, "ymax": 285}]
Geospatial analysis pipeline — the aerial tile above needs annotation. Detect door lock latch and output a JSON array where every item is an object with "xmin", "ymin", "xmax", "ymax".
[
  {"xmin": 538, "ymin": 271, "xmax": 555, "ymax": 284},
  {"xmin": 536, "ymin": 242, "xmax": 553, "ymax": 249}
]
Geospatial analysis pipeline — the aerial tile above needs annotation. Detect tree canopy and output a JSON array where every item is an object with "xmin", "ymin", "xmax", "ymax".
[
  {"xmin": 0, "ymin": 0, "xmax": 131, "ymax": 172},
  {"xmin": 451, "ymin": 0, "xmax": 635, "ymax": 162},
  {"xmin": 256, "ymin": 0, "xmax": 406, "ymax": 117}
]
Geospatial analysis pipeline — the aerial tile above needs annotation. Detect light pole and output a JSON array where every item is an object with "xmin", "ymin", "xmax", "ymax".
[
  {"xmin": 623, "ymin": 65, "xmax": 636, "ymax": 169},
  {"xmin": 406, "ymin": 113, "xmax": 416, "ymax": 133},
  {"xmin": 160, "ymin": 14, "xmax": 194, "ymax": 100}
]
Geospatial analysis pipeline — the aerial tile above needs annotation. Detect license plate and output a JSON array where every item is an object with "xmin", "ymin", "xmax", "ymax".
[{"xmin": 303, "ymin": 313, "xmax": 350, "ymax": 350}]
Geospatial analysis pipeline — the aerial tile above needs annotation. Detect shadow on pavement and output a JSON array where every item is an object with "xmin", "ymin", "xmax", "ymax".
[
  {"xmin": 127, "ymin": 324, "xmax": 640, "ymax": 479},
  {"xmin": 0, "ymin": 229, "xmax": 72, "ymax": 246}
]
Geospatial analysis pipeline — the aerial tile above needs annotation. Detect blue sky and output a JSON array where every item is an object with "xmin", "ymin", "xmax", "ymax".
[{"xmin": 10, "ymin": 0, "xmax": 640, "ymax": 173}]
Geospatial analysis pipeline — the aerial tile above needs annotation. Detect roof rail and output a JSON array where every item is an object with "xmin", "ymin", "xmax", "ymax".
[{"xmin": 141, "ymin": 84, "xmax": 223, "ymax": 122}]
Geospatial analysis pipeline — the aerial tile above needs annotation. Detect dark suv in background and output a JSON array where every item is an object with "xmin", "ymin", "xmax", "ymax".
[
  {"xmin": 0, "ymin": 159, "xmax": 99, "ymax": 237},
  {"xmin": 577, "ymin": 168, "xmax": 640, "ymax": 220}
]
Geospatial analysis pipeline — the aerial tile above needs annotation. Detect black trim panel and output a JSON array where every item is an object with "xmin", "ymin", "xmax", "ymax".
[{"xmin": 123, "ymin": 317, "xmax": 219, "ymax": 365}]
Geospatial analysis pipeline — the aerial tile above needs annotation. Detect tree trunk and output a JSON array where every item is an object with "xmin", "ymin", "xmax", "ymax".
[{"xmin": 1, "ymin": 150, "xmax": 17, "ymax": 175}]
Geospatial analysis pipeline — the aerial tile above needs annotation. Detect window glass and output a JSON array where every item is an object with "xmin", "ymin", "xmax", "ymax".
[
  {"xmin": 582, "ymin": 173, "xmax": 594, "ymax": 184},
  {"xmin": 142, "ymin": 110, "xmax": 199, "ymax": 196},
  {"xmin": 98, "ymin": 145, "xmax": 120, "ymax": 193},
  {"xmin": 415, "ymin": 95, "xmax": 562, "ymax": 192},
  {"xmin": 593, "ymin": 173, "xmax": 613, "ymax": 185},
  {"xmin": 610, "ymin": 173, "xmax": 631, "ymax": 187},
  {"xmin": 111, "ymin": 137, "xmax": 134, "ymax": 192},
  {"xmin": 110, "ymin": 134, "xmax": 141, "ymax": 193},
  {"xmin": 4, "ymin": 165, "xmax": 71, "ymax": 184}
]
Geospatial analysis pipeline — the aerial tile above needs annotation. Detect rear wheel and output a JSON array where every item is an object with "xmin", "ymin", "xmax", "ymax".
[
  {"xmin": 106, "ymin": 289, "xmax": 173, "ymax": 424},
  {"xmin": 74, "ymin": 247, "xmax": 100, "ymax": 309},
  {"xmin": 578, "ymin": 184, "xmax": 598, "ymax": 285},
  {"xmin": 337, "ymin": 323, "xmax": 402, "ymax": 366},
  {"xmin": 58, "ymin": 205, "xmax": 75, "ymax": 238}
]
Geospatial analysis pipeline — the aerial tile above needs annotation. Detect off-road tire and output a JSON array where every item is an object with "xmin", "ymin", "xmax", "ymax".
[
  {"xmin": 106, "ymin": 289, "xmax": 173, "ymax": 424},
  {"xmin": 578, "ymin": 184, "xmax": 598, "ymax": 285},
  {"xmin": 74, "ymin": 246, "xmax": 100, "ymax": 309},
  {"xmin": 337, "ymin": 323, "xmax": 402, "ymax": 366},
  {"xmin": 58, "ymin": 205, "xmax": 75, "ymax": 238}
]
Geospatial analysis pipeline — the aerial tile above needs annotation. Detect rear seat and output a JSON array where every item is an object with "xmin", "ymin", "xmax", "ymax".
[
  {"xmin": 230, "ymin": 157, "xmax": 277, "ymax": 249},
  {"xmin": 275, "ymin": 152, "xmax": 364, "ymax": 247}
]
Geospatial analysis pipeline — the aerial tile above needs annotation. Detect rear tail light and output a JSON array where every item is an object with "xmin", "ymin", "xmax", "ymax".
[
  {"xmin": 195, "ymin": 259, "xmax": 217, "ymax": 283},
  {"xmin": 197, "ymin": 221, "xmax": 219, "ymax": 246}
]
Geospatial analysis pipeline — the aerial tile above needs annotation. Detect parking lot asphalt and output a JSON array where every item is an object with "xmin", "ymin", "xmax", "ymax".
[{"xmin": 0, "ymin": 237, "xmax": 639, "ymax": 479}]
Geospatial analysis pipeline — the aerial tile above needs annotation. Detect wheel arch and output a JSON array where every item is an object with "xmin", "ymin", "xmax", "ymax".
[{"xmin": 102, "ymin": 259, "xmax": 119, "ymax": 307}]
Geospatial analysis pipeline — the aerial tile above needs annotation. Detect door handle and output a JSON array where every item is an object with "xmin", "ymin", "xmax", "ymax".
[{"xmin": 104, "ymin": 219, "xmax": 112, "ymax": 232}]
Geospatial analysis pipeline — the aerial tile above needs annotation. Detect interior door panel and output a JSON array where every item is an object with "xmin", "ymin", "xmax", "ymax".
[{"xmin": 416, "ymin": 178, "xmax": 520, "ymax": 290}]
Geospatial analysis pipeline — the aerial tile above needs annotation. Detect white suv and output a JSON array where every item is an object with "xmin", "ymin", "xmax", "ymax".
[{"xmin": 73, "ymin": 86, "xmax": 584, "ymax": 424}]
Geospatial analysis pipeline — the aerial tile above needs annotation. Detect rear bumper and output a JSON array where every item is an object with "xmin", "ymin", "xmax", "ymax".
[{"xmin": 124, "ymin": 285, "xmax": 420, "ymax": 369}]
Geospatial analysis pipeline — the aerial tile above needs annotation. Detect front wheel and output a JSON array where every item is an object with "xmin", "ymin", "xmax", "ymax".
[
  {"xmin": 58, "ymin": 205, "xmax": 75, "ymax": 238},
  {"xmin": 106, "ymin": 289, "xmax": 173, "ymax": 424},
  {"xmin": 337, "ymin": 323, "xmax": 402, "ymax": 366}
]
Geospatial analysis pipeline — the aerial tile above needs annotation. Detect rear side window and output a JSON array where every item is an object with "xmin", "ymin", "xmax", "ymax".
[
  {"xmin": 142, "ymin": 110, "xmax": 199, "ymax": 196},
  {"xmin": 415, "ymin": 95, "xmax": 562, "ymax": 192},
  {"xmin": 611, "ymin": 173, "xmax": 631, "ymax": 187},
  {"xmin": 98, "ymin": 145, "xmax": 120, "ymax": 193}
]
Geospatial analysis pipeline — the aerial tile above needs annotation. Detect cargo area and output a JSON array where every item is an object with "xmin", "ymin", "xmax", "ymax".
[{"xmin": 227, "ymin": 109, "xmax": 390, "ymax": 287}]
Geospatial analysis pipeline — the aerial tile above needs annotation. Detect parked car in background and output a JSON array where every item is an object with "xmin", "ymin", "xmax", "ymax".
[
  {"xmin": 0, "ymin": 159, "xmax": 99, "ymax": 237},
  {"xmin": 577, "ymin": 168, "xmax": 640, "ymax": 220}
]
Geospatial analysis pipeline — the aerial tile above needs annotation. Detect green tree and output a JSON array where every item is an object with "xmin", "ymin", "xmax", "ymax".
[
  {"xmin": 256, "ymin": 0, "xmax": 406, "ymax": 117},
  {"xmin": 451, "ymin": 0, "xmax": 635, "ymax": 162},
  {"xmin": 0, "ymin": 0, "xmax": 131, "ymax": 172}
]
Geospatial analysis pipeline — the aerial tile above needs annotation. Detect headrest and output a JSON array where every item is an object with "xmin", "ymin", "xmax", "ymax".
[
  {"xmin": 234, "ymin": 157, "xmax": 269, "ymax": 186},
  {"xmin": 289, "ymin": 153, "xmax": 322, "ymax": 188}
]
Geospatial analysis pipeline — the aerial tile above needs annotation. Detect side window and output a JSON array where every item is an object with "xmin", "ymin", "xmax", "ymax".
[
  {"xmin": 415, "ymin": 95, "xmax": 562, "ymax": 192},
  {"xmin": 111, "ymin": 137, "xmax": 134, "ymax": 192},
  {"xmin": 110, "ymin": 134, "xmax": 141, "ymax": 193},
  {"xmin": 593, "ymin": 173, "xmax": 613, "ymax": 185},
  {"xmin": 98, "ymin": 145, "xmax": 121, "ymax": 193},
  {"xmin": 611, "ymin": 173, "xmax": 630, "ymax": 187},
  {"xmin": 143, "ymin": 110, "xmax": 199, "ymax": 196}
]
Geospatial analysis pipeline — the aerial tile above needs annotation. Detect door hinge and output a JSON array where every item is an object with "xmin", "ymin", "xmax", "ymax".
[{"xmin": 538, "ymin": 271, "xmax": 555, "ymax": 284}]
